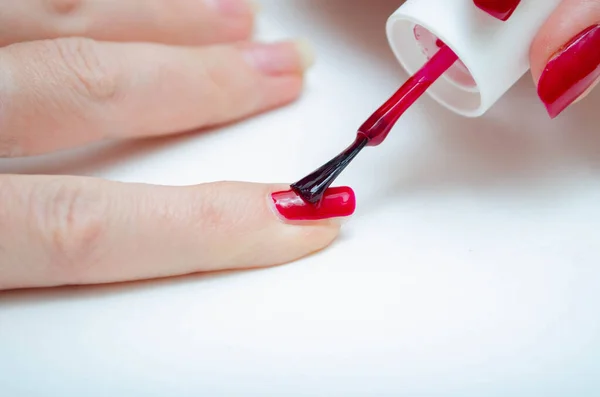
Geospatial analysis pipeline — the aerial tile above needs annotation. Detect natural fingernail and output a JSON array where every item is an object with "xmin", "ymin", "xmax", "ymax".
[
  {"xmin": 249, "ymin": 0, "xmax": 260, "ymax": 12},
  {"xmin": 270, "ymin": 186, "xmax": 356, "ymax": 221},
  {"xmin": 537, "ymin": 25, "xmax": 600, "ymax": 119},
  {"xmin": 473, "ymin": 0, "xmax": 521, "ymax": 21},
  {"xmin": 243, "ymin": 39, "xmax": 315, "ymax": 75},
  {"xmin": 207, "ymin": 0, "xmax": 258, "ymax": 16}
]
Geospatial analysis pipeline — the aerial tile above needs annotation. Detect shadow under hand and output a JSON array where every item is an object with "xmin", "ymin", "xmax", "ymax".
[
  {"xmin": 0, "ymin": 268, "xmax": 263, "ymax": 309},
  {"xmin": 0, "ymin": 129, "xmax": 216, "ymax": 178}
]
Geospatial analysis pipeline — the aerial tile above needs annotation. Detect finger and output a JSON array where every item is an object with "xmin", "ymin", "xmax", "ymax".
[
  {"xmin": 0, "ymin": 175, "xmax": 356, "ymax": 290},
  {"xmin": 0, "ymin": 0, "xmax": 257, "ymax": 47},
  {"xmin": 473, "ymin": 0, "xmax": 522, "ymax": 21},
  {"xmin": 0, "ymin": 37, "xmax": 314, "ymax": 157},
  {"xmin": 530, "ymin": 0, "xmax": 600, "ymax": 118}
]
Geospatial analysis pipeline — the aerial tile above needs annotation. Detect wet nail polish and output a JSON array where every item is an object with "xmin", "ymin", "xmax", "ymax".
[
  {"xmin": 473, "ymin": 0, "xmax": 521, "ymax": 21},
  {"xmin": 538, "ymin": 25, "xmax": 600, "ymax": 119},
  {"xmin": 271, "ymin": 187, "xmax": 356, "ymax": 221},
  {"xmin": 243, "ymin": 40, "xmax": 314, "ymax": 75}
]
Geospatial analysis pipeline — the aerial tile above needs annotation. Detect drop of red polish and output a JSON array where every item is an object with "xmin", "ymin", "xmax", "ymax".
[{"xmin": 271, "ymin": 187, "xmax": 356, "ymax": 221}]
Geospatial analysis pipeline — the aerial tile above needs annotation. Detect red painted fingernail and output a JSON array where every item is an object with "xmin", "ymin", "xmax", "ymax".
[
  {"xmin": 473, "ymin": 0, "xmax": 521, "ymax": 21},
  {"xmin": 271, "ymin": 186, "xmax": 356, "ymax": 221},
  {"xmin": 538, "ymin": 25, "xmax": 600, "ymax": 119}
]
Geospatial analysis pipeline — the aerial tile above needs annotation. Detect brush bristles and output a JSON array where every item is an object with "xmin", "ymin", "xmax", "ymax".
[{"xmin": 291, "ymin": 135, "xmax": 368, "ymax": 205}]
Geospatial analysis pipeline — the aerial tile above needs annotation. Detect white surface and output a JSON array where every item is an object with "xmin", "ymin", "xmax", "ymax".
[
  {"xmin": 387, "ymin": 0, "xmax": 562, "ymax": 117},
  {"xmin": 1, "ymin": 1, "xmax": 600, "ymax": 396}
]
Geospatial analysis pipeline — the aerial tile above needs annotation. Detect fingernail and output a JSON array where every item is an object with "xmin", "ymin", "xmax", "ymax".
[
  {"xmin": 473, "ymin": 0, "xmax": 521, "ymax": 21},
  {"xmin": 249, "ymin": 0, "xmax": 260, "ymax": 13},
  {"xmin": 538, "ymin": 25, "xmax": 600, "ymax": 119},
  {"xmin": 573, "ymin": 76, "xmax": 600, "ymax": 105},
  {"xmin": 207, "ymin": 0, "xmax": 258, "ymax": 16},
  {"xmin": 271, "ymin": 186, "xmax": 356, "ymax": 221},
  {"xmin": 243, "ymin": 39, "xmax": 315, "ymax": 75}
]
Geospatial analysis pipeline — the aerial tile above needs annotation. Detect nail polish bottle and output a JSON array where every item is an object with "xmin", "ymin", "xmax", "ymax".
[{"xmin": 385, "ymin": 0, "xmax": 562, "ymax": 117}]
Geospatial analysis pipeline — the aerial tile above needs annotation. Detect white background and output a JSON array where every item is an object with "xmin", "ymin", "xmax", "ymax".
[{"xmin": 1, "ymin": 1, "xmax": 599, "ymax": 396}]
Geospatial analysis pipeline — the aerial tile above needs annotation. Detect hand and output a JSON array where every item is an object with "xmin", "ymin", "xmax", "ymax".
[
  {"xmin": 0, "ymin": 0, "xmax": 356, "ymax": 291},
  {"xmin": 474, "ymin": 0, "xmax": 600, "ymax": 118}
]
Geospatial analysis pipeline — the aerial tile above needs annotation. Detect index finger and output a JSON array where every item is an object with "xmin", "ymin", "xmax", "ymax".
[{"xmin": 0, "ymin": 175, "xmax": 354, "ymax": 290}]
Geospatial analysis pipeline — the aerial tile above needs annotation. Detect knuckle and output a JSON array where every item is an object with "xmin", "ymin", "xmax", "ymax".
[
  {"xmin": 33, "ymin": 179, "xmax": 108, "ymax": 277},
  {"xmin": 51, "ymin": 37, "xmax": 119, "ymax": 102}
]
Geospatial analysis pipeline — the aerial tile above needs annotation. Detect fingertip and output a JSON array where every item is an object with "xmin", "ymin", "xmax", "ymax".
[
  {"xmin": 241, "ymin": 40, "xmax": 316, "ymax": 76},
  {"xmin": 204, "ymin": 0, "xmax": 258, "ymax": 43},
  {"xmin": 293, "ymin": 38, "xmax": 316, "ymax": 71},
  {"xmin": 199, "ymin": 182, "xmax": 344, "ymax": 269},
  {"xmin": 249, "ymin": 0, "xmax": 261, "ymax": 13},
  {"xmin": 529, "ymin": 30, "xmax": 553, "ymax": 84},
  {"xmin": 534, "ymin": 24, "xmax": 600, "ymax": 118},
  {"xmin": 236, "ymin": 39, "xmax": 314, "ymax": 112},
  {"xmin": 296, "ymin": 222, "xmax": 341, "ymax": 257}
]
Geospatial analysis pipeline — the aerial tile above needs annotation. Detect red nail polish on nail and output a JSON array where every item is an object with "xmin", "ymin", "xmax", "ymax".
[
  {"xmin": 473, "ymin": 0, "xmax": 521, "ymax": 21},
  {"xmin": 271, "ymin": 187, "xmax": 356, "ymax": 221},
  {"xmin": 538, "ymin": 25, "xmax": 600, "ymax": 119}
]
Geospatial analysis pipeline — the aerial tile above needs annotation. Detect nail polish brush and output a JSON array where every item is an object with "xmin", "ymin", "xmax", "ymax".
[
  {"xmin": 291, "ymin": 0, "xmax": 563, "ymax": 205},
  {"xmin": 291, "ymin": 42, "xmax": 458, "ymax": 204}
]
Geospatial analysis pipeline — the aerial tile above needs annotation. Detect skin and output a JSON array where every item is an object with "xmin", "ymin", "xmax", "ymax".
[
  {"xmin": 529, "ymin": 0, "xmax": 600, "ymax": 100},
  {"xmin": 0, "ymin": 0, "xmax": 597, "ymax": 291},
  {"xmin": 0, "ymin": 0, "xmax": 338, "ymax": 291}
]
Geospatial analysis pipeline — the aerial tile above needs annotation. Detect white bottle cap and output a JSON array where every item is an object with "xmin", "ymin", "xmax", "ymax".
[{"xmin": 386, "ymin": 0, "xmax": 562, "ymax": 117}]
